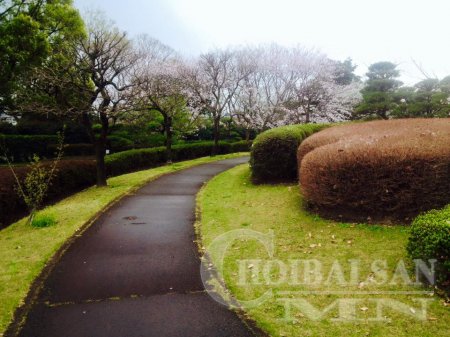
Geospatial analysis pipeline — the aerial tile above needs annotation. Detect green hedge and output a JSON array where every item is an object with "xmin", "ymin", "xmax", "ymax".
[
  {"xmin": 1, "ymin": 140, "xmax": 251, "ymax": 228},
  {"xmin": 0, "ymin": 135, "xmax": 58, "ymax": 162},
  {"xmin": 250, "ymin": 124, "xmax": 328, "ymax": 183},
  {"xmin": 106, "ymin": 140, "xmax": 251, "ymax": 176},
  {"xmin": 107, "ymin": 136, "xmax": 134, "ymax": 153},
  {"xmin": 48, "ymin": 143, "xmax": 94, "ymax": 157},
  {"xmin": 407, "ymin": 205, "xmax": 450, "ymax": 289}
]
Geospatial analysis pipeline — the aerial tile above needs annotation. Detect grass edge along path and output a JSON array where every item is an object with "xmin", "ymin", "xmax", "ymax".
[
  {"xmin": 197, "ymin": 164, "xmax": 449, "ymax": 337},
  {"xmin": 0, "ymin": 153, "xmax": 248, "ymax": 335}
]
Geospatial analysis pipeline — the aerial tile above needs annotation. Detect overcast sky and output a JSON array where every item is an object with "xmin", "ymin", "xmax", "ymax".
[{"xmin": 74, "ymin": 0, "xmax": 450, "ymax": 85}]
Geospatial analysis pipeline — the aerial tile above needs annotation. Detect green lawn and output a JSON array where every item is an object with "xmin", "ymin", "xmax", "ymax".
[
  {"xmin": 198, "ymin": 164, "xmax": 449, "ymax": 337},
  {"xmin": 0, "ymin": 153, "xmax": 248, "ymax": 335}
]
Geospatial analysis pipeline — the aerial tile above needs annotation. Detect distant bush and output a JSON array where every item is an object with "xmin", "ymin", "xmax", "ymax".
[
  {"xmin": 250, "ymin": 124, "xmax": 328, "ymax": 183},
  {"xmin": 228, "ymin": 140, "xmax": 251, "ymax": 153},
  {"xmin": 105, "ymin": 147, "xmax": 167, "ymax": 176},
  {"xmin": 1, "ymin": 135, "xmax": 94, "ymax": 161},
  {"xmin": 107, "ymin": 136, "xmax": 134, "ymax": 153},
  {"xmin": 48, "ymin": 143, "xmax": 94, "ymax": 157},
  {"xmin": 407, "ymin": 205, "xmax": 450, "ymax": 289},
  {"xmin": 299, "ymin": 119, "xmax": 450, "ymax": 222},
  {"xmin": 0, "ymin": 135, "xmax": 58, "ymax": 162}
]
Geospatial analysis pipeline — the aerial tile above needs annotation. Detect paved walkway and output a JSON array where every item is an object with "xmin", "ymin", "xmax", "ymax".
[{"xmin": 16, "ymin": 157, "xmax": 256, "ymax": 337}]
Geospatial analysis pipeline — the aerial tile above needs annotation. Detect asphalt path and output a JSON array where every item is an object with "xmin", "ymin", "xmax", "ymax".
[{"xmin": 15, "ymin": 157, "xmax": 257, "ymax": 337}]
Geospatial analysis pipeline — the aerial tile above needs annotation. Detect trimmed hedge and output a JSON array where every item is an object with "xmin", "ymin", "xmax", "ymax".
[
  {"xmin": 407, "ymin": 205, "xmax": 450, "ymax": 289},
  {"xmin": 48, "ymin": 143, "xmax": 94, "ymax": 157},
  {"xmin": 1, "ymin": 135, "xmax": 94, "ymax": 161},
  {"xmin": 0, "ymin": 140, "xmax": 251, "ymax": 228},
  {"xmin": 0, "ymin": 160, "xmax": 96, "ymax": 228},
  {"xmin": 250, "ymin": 124, "xmax": 328, "ymax": 183},
  {"xmin": 0, "ymin": 135, "xmax": 58, "ymax": 162},
  {"xmin": 299, "ymin": 119, "xmax": 450, "ymax": 222},
  {"xmin": 106, "ymin": 140, "xmax": 251, "ymax": 176}
]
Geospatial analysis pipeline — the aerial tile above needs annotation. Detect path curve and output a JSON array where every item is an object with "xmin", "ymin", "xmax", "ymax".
[{"xmin": 15, "ymin": 157, "xmax": 257, "ymax": 337}]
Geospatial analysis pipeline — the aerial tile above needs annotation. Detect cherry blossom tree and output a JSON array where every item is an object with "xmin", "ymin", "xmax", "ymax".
[
  {"xmin": 134, "ymin": 34, "xmax": 196, "ymax": 162},
  {"xmin": 182, "ymin": 48, "xmax": 252, "ymax": 154},
  {"xmin": 231, "ymin": 44, "xmax": 361, "ymax": 130}
]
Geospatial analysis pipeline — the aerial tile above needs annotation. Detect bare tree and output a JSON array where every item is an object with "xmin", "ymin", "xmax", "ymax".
[
  {"xmin": 183, "ymin": 49, "xmax": 252, "ymax": 155},
  {"xmin": 76, "ymin": 13, "xmax": 139, "ymax": 186},
  {"xmin": 134, "ymin": 35, "xmax": 196, "ymax": 162}
]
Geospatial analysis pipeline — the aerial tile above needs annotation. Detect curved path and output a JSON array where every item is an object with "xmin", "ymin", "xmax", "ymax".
[{"xmin": 16, "ymin": 157, "xmax": 257, "ymax": 337}]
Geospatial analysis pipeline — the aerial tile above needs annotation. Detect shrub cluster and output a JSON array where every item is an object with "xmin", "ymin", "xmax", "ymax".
[
  {"xmin": 407, "ymin": 205, "xmax": 450, "ymax": 289},
  {"xmin": 0, "ymin": 140, "xmax": 251, "ymax": 228},
  {"xmin": 250, "ymin": 124, "xmax": 328, "ymax": 183},
  {"xmin": 299, "ymin": 119, "xmax": 450, "ymax": 222}
]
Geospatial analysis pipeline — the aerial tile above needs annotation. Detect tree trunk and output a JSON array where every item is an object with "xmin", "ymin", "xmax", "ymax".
[
  {"xmin": 212, "ymin": 116, "xmax": 220, "ymax": 156},
  {"xmin": 80, "ymin": 111, "xmax": 107, "ymax": 187},
  {"xmin": 95, "ymin": 137, "xmax": 107, "ymax": 187},
  {"xmin": 305, "ymin": 106, "xmax": 311, "ymax": 124},
  {"xmin": 164, "ymin": 115, "xmax": 173, "ymax": 163},
  {"xmin": 245, "ymin": 129, "xmax": 250, "ymax": 143}
]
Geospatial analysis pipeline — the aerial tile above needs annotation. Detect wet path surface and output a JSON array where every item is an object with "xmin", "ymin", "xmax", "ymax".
[{"xmin": 17, "ymin": 157, "xmax": 256, "ymax": 337}]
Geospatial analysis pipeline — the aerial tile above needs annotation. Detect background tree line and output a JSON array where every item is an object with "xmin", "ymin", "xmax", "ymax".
[{"xmin": 1, "ymin": 1, "xmax": 448, "ymax": 186}]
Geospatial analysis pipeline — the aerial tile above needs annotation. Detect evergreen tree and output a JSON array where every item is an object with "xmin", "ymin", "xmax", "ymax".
[
  {"xmin": 353, "ymin": 61, "xmax": 402, "ymax": 119},
  {"xmin": 0, "ymin": 0, "xmax": 85, "ymax": 114},
  {"xmin": 392, "ymin": 78, "xmax": 450, "ymax": 118}
]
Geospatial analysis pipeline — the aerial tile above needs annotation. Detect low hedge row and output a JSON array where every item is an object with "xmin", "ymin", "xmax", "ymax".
[
  {"xmin": 0, "ymin": 135, "xmax": 59, "ymax": 162},
  {"xmin": 106, "ymin": 141, "xmax": 250, "ymax": 176},
  {"xmin": 299, "ymin": 119, "xmax": 450, "ymax": 222},
  {"xmin": 0, "ymin": 160, "xmax": 97, "ymax": 228},
  {"xmin": 48, "ymin": 143, "xmax": 95, "ymax": 157},
  {"xmin": 0, "ymin": 134, "xmax": 132, "ymax": 162},
  {"xmin": 407, "ymin": 205, "xmax": 450, "ymax": 289},
  {"xmin": 0, "ymin": 140, "xmax": 251, "ymax": 228},
  {"xmin": 250, "ymin": 124, "xmax": 329, "ymax": 183}
]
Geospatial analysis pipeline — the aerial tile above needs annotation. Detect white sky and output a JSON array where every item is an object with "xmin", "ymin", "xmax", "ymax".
[{"xmin": 74, "ymin": 0, "xmax": 450, "ymax": 85}]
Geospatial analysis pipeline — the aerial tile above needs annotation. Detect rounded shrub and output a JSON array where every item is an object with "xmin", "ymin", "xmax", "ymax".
[
  {"xmin": 407, "ymin": 205, "xmax": 450, "ymax": 289},
  {"xmin": 250, "ymin": 124, "xmax": 328, "ymax": 183},
  {"xmin": 299, "ymin": 119, "xmax": 450, "ymax": 222}
]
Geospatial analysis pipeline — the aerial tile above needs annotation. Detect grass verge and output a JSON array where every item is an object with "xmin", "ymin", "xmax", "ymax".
[
  {"xmin": 0, "ymin": 153, "xmax": 248, "ymax": 335},
  {"xmin": 197, "ymin": 164, "xmax": 449, "ymax": 337}
]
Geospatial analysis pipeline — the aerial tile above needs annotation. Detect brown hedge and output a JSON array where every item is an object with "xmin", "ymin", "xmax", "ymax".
[
  {"xmin": 0, "ymin": 160, "xmax": 96, "ymax": 228},
  {"xmin": 298, "ymin": 119, "xmax": 450, "ymax": 222}
]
